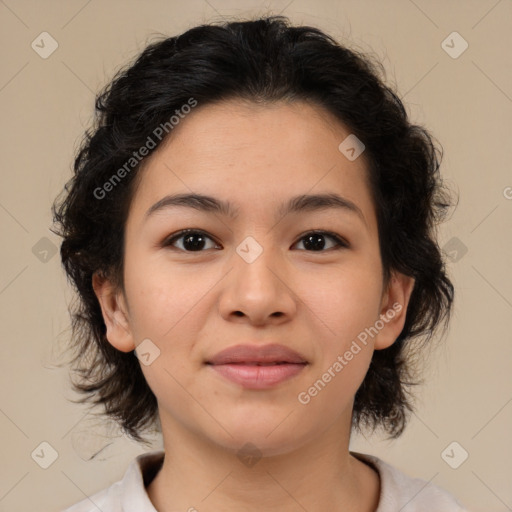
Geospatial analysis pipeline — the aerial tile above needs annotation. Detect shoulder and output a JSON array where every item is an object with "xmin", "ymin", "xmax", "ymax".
[
  {"xmin": 352, "ymin": 452, "xmax": 470, "ymax": 512},
  {"xmin": 61, "ymin": 451, "xmax": 164, "ymax": 512}
]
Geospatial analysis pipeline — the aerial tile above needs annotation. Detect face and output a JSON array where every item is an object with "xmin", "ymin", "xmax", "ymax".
[{"xmin": 94, "ymin": 99, "xmax": 414, "ymax": 456}]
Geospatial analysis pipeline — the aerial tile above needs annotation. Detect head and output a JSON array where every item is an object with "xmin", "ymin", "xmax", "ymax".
[{"xmin": 51, "ymin": 15, "xmax": 454, "ymax": 447}]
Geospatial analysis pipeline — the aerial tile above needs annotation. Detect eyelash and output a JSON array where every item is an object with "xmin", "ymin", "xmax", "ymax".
[{"xmin": 162, "ymin": 229, "xmax": 349, "ymax": 253}]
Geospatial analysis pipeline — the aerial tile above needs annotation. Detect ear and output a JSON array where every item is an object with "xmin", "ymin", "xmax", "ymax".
[
  {"xmin": 92, "ymin": 272, "xmax": 136, "ymax": 353},
  {"xmin": 374, "ymin": 271, "xmax": 415, "ymax": 350}
]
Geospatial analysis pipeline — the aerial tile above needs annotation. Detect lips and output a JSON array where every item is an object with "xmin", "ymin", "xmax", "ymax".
[
  {"xmin": 205, "ymin": 343, "xmax": 308, "ymax": 366},
  {"xmin": 205, "ymin": 344, "xmax": 309, "ymax": 389}
]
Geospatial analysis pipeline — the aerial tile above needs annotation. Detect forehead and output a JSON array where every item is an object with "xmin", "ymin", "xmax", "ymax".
[{"xmin": 127, "ymin": 99, "xmax": 376, "ymax": 228}]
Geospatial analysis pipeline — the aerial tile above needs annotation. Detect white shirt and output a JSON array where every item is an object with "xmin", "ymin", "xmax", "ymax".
[{"xmin": 62, "ymin": 450, "xmax": 469, "ymax": 511}]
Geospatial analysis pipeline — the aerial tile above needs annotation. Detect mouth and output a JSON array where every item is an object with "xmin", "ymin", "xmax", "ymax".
[
  {"xmin": 205, "ymin": 343, "xmax": 309, "ymax": 389},
  {"xmin": 205, "ymin": 343, "xmax": 308, "ymax": 366},
  {"xmin": 206, "ymin": 361, "xmax": 304, "ymax": 366},
  {"xmin": 205, "ymin": 360, "xmax": 308, "ymax": 389}
]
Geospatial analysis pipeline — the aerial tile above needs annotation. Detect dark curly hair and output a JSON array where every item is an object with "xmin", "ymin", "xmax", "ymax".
[{"xmin": 51, "ymin": 14, "xmax": 454, "ymax": 444}]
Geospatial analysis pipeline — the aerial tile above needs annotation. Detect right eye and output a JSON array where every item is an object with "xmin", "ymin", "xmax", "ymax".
[{"xmin": 162, "ymin": 229, "xmax": 221, "ymax": 252}]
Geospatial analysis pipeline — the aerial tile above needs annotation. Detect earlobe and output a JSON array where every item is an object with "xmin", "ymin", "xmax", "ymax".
[
  {"xmin": 374, "ymin": 271, "xmax": 415, "ymax": 350},
  {"xmin": 92, "ymin": 272, "xmax": 136, "ymax": 353}
]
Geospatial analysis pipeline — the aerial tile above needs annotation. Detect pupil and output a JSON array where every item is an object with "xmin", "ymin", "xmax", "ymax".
[
  {"xmin": 304, "ymin": 234, "xmax": 325, "ymax": 251},
  {"xmin": 184, "ymin": 233, "xmax": 205, "ymax": 251}
]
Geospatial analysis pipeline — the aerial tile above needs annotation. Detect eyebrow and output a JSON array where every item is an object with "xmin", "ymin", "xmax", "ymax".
[{"xmin": 144, "ymin": 192, "xmax": 366, "ymax": 225}]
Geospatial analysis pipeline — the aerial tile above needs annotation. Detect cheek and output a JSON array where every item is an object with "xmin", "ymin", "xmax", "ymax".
[
  {"xmin": 123, "ymin": 255, "xmax": 216, "ymax": 341},
  {"xmin": 298, "ymin": 280, "xmax": 378, "ymax": 414},
  {"xmin": 299, "ymin": 264, "xmax": 382, "ymax": 383},
  {"xmin": 303, "ymin": 265, "xmax": 383, "ymax": 337}
]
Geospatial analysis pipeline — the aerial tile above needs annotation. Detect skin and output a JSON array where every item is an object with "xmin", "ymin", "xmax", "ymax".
[{"xmin": 93, "ymin": 98, "xmax": 415, "ymax": 512}]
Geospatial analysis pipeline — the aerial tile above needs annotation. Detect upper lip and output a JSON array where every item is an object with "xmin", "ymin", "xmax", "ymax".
[{"xmin": 206, "ymin": 344, "xmax": 308, "ymax": 365}]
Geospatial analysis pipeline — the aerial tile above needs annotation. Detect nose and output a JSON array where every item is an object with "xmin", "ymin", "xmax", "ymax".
[{"xmin": 218, "ymin": 243, "xmax": 297, "ymax": 326}]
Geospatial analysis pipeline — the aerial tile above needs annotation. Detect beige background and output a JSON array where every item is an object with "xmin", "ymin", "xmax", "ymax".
[{"xmin": 0, "ymin": 1, "xmax": 511, "ymax": 511}]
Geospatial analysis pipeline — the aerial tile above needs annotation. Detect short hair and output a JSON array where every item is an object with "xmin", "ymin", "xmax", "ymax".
[{"xmin": 51, "ymin": 14, "xmax": 454, "ymax": 443}]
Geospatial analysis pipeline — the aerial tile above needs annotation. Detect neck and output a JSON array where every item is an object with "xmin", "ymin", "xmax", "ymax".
[{"xmin": 147, "ymin": 415, "xmax": 380, "ymax": 512}]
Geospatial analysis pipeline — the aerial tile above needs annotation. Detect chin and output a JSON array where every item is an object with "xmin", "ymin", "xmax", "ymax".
[{"xmin": 204, "ymin": 417, "xmax": 312, "ymax": 459}]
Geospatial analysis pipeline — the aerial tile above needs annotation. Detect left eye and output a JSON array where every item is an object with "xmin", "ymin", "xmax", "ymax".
[
  {"xmin": 292, "ymin": 231, "xmax": 348, "ymax": 251},
  {"xmin": 163, "ymin": 229, "xmax": 220, "ymax": 252},
  {"xmin": 163, "ymin": 229, "xmax": 348, "ymax": 252}
]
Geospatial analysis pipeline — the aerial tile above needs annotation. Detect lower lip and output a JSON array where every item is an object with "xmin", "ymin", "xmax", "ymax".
[{"xmin": 207, "ymin": 363, "xmax": 307, "ymax": 389}]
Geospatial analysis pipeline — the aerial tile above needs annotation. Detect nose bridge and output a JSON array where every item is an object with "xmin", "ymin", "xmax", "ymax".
[
  {"xmin": 218, "ymin": 232, "xmax": 296, "ymax": 323},
  {"xmin": 234, "ymin": 233, "xmax": 282, "ymax": 292}
]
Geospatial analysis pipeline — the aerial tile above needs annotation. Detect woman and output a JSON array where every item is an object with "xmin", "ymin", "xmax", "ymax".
[{"xmin": 53, "ymin": 15, "xmax": 467, "ymax": 511}]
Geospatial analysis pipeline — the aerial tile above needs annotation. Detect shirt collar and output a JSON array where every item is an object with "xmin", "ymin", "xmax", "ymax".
[
  {"xmin": 118, "ymin": 449, "xmax": 417, "ymax": 512},
  {"xmin": 120, "ymin": 450, "xmax": 164, "ymax": 512}
]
